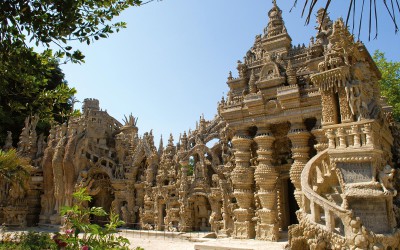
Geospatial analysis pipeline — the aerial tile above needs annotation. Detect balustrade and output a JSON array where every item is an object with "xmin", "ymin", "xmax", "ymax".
[
  {"xmin": 301, "ymin": 149, "xmax": 350, "ymax": 235},
  {"xmin": 324, "ymin": 121, "xmax": 379, "ymax": 150}
]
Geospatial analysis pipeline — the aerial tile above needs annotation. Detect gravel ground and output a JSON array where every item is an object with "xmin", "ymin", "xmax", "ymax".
[
  {"xmin": 119, "ymin": 230, "xmax": 288, "ymax": 250},
  {"xmin": 3, "ymin": 227, "xmax": 288, "ymax": 250}
]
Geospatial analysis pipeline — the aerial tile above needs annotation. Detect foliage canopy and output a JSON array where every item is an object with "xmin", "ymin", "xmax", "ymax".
[
  {"xmin": 373, "ymin": 50, "xmax": 400, "ymax": 122},
  {"xmin": 0, "ymin": 0, "xmax": 142, "ymax": 63},
  {"xmin": 0, "ymin": 149, "xmax": 32, "ymax": 186},
  {"xmin": 0, "ymin": 0, "xmax": 149, "ymax": 145},
  {"xmin": 0, "ymin": 48, "xmax": 77, "ymax": 145}
]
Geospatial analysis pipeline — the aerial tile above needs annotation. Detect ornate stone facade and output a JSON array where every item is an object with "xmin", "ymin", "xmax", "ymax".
[{"xmin": 1, "ymin": 3, "xmax": 400, "ymax": 249}]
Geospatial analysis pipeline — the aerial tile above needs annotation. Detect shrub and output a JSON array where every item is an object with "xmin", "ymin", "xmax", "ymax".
[
  {"xmin": 0, "ymin": 229, "xmax": 57, "ymax": 250},
  {"xmin": 59, "ymin": 187, "xmax": 131, "ymax": 250}
]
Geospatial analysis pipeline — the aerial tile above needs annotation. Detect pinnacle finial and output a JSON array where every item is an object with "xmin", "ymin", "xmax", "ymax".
[{"xmin": 272, "ymin": 0, "xmax": 277, "ymax": 7}]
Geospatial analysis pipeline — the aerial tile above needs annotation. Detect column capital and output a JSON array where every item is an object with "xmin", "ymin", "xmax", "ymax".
[{"xmin": 255, "ymin": 126, "xmax": 273, "ymax": 137}]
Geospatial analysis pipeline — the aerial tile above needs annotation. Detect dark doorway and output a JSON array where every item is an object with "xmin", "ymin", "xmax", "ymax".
[
  {"xmin": 334, "ymin": 92, "xmax": 341, "ymax": 124},
  {"xmin": 89, "ymin": 173, "xmax": 113, "ymax": 226},
  {"xmin": 287, "ymin": 179, "xmax": 299, "ymax": 225},
  {"xmin": 192, "ymin": 196, "xmax": 211, "ymax": 231},
  {"xmin": 134, "ymin": 210, "xmax": 140, "ymax": 229},
  {"xmin": 161, "ymin": 204, "xmax": 166, "ymax": 230}
]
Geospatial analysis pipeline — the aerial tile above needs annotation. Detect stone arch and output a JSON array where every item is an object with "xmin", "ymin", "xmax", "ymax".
[
  {"xmin": 260, "ymin": 61, "xmax": 281, "ymax": 79},
  {"xmin": 87, "ymin": 168, "xmax": 114, "ymax": 225},
  {"xmin": 189, "ymin": 193, "xmax": 212, "ymax": 231}
]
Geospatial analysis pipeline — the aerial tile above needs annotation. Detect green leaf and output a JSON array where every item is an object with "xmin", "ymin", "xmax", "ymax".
[{"xmin": 90, "ymin": 206, "xmax": 108, "ymax": 217}]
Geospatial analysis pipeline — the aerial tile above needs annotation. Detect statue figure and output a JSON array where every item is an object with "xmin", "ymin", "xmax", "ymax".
[
  {"xmin": 346, "ymin": 81, "xmax": 362, "ymax": 120},
  {"xmin": 114, "ymin": 164, "xmax": 125, "ymax": 179},
  {"xmin": 36, "ymin": 133, "xmax": 45, "ymax": 157},
  {"xmin": 168, "ymin": 222, "xmax": 177, "ymax": 232},
  {"xmin": 28, "ymin": 115, "xmax": 39, "ymax": 157},
  {"xmin": 121, "ymin": 203, "xmax": 130, "ymax": 225},
  {"xmin": 3, "ymin": 131, "xmax": 13, "ymax": 151},
  {"xmin": 52, "ymin": 135, "xmax": 66, "ymax": 213},
  {"xmin": 350, "ymin": 217, "xmax": 371, "ymax": 250},
  {"xmin": 209, "ymin": 211, "xmax": 218, "ymax": 234},
  {"xmin": 379, "ymin": 164, "xmax": 397, "ymax": 196},
  {"xmin": 315, "ymin": 8, "xmax": 332, "ymax": 46},
  {"xmin": 226, "ymin": 90, "xmax": 233, "ymax": 105},
  {"xmin": 17, "ymin": 117, "xmax": 31, "ymax": 154}
]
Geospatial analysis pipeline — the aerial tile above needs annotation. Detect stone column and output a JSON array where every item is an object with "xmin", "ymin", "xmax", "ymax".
[
  {"xmin": 288, "ymin": 121, "xmax": 310, "ymax": 207},
  {"xmin": 320, "ymin": 89, "xmax": 339, "ymax": 125},
  {"xmin": 254, "ymin": 127, "xmax": 279, "ymax": 241},
  {"xmin": 338, "ymin": 87, "xmax": 353, "ymax": 123},
  {"xmin": 125, "ymin": 172, "xmax": 136, "ymax": 228},
  {"xmin": 230, "ymin": 131, "xmax": 255, "ymax": 239}
]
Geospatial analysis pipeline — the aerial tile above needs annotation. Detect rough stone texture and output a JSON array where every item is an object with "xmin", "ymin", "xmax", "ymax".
[{"xmin": 1, "ymin": 3, "xmax": 400, "ymax": 249}]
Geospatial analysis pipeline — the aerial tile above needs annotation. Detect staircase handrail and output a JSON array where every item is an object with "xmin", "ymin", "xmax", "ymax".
[{"xmin": 301, "ymin": 149, "xmax": 350, "ymax": 217}]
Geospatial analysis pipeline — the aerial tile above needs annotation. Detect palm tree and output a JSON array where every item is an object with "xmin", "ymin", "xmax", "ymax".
[
  {"xmin": 291, "ymin": 0, "xmax": 400, "ymax": 40},
  {"xmin": 0, "ymin": 149, "xmax": 33, "ymax": 188}
]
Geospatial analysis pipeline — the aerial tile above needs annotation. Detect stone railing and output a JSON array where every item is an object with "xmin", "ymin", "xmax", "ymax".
[
  {"xmin": 224, "ymin": 96, "xmax": 244, "ymax": 108},
  {"xmin": 277, "ymin": 84, "xmax": 298, "ymax": 93},
  {"xmin": 300, "ymin": 146, "xmax": 400, "ymax": 249},
  {"xmin": 324, "ymin": 121, "xmax": 381, "ymax": 150},
  {"xmin": 301, "ymin": 149, "xmax": 351, "ymax": 234},
  {"xmin": 247, "ymin": 59, "xmax": 264, "ymax": 68},
  {"xmin": 287, "ymin": 45, "xmax": 309, "ymax": 57}
]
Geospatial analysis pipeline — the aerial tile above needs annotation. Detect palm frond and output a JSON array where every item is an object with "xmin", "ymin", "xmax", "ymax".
[
  {"xmin": 0, "ymin": 149, "xmax": 33, "ymax": 184},
  {"xmin": 298, "ymin": 0, "xmax": 400, "ymax": 39}
]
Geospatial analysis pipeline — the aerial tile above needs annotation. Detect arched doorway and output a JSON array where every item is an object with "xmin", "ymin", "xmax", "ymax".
[
  {"xmin": 89, "ymin": 172, "xmax": 114, "ymax": 225},
  {"xmin": 191, "ymin": 195, "xmax": 211, "ymax": 231}
]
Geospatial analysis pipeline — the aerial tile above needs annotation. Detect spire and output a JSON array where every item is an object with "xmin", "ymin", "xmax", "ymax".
[
  {"xmin": 168, "ymin": 133, "xmax": 174, "ymax": 147},
  {"xmin": 180, "ymin": 131, "xmax": 188, "ymax": 151},
  {"xmin": 158, "ymin": 135, "xmax": 164, "ymax": 156},
  {"xmin": 262, "ymin": 0, "xmax": 292, "ymax": 52},
  {"xmin": 315, "ymin": 8, "xmax": 333, "ymax": 45},
  {"xmin": 266, "ymin": 1, "xmax": 285, "ymax": 38},
  {"xmin": 249, "ymin": 70, "xmax": 258, "ymax": 94}
]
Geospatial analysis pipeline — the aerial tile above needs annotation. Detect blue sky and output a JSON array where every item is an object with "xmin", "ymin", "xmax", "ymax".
[{"xmin": 60, "ymin": 0, "xmax": 400, "ymax": 145}]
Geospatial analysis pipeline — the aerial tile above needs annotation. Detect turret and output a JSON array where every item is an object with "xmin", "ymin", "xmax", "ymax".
[
  {"xmin": 262, "ymin": 0, "xmax": 292, "ymax": 52},
  {"xmin": 82, "ymin": 98, "xmax": 100, "ymax": 113}
]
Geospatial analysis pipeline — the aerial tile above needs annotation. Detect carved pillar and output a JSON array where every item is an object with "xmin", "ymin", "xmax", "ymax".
[
  {"xmin": 320, "ymin": 89, "xmax": 338, "ymax": 125},
  {"xmin": 254, "ymin": 127, "xmax": 279, "ymax": 241},
  {"xmin": 125, "ymin": 173, "xmax": 136, "ymax": 228},
  {"xmin": 311, "ymin": 118, "xmax": 328, "ymax": 153},
  {"xmin": 288, "ymin": 121, "xmax": 310, "ymax": 207},
  {"xmin": 231, "ymin": 131, "xmax": 255, "ymax": 239},
  {"xmin": 338, "ymin": 87, "xmax": 353, "ymax": 123},
  {"xmin": 324, "ymin": 208, "xmax": 335, "ymax": 232},
  {"xmin": 311, "ymin": 200, "xmax": 320, "ymax": 223}
]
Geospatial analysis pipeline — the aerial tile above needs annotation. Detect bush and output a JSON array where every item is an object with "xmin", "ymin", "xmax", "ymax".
[
  {"xmin": 59, "ymin": 188, "xmax": 131, "ymax": 250},
  {"xmin": 0, "ymin": 188, "xmax": 144, "ymax": 249},
  {"xmin": 0, "ymin": 230, "xmax": 57, "ymax": 250}
]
